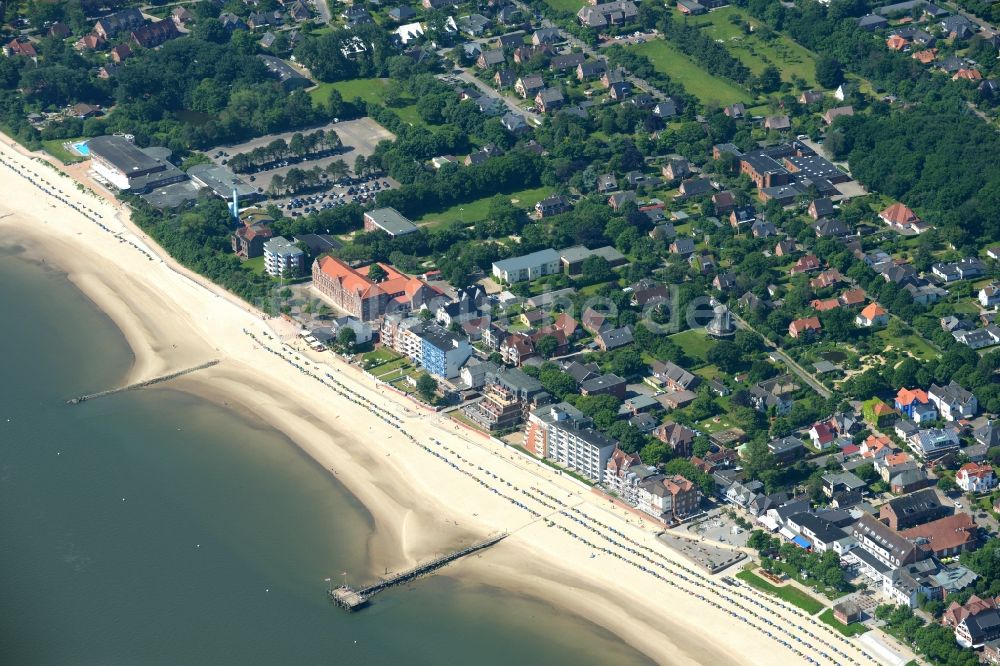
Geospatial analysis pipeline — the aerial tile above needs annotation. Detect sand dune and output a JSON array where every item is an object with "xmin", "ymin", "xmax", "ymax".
[{"xmin": 0, "ymin": 137, "xmax": 881, "ymax": 666}]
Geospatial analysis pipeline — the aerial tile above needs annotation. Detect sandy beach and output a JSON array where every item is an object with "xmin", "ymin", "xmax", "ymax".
[{"xmin": 0, "ymin": 138, "xmax": 882, "ymax": 666}]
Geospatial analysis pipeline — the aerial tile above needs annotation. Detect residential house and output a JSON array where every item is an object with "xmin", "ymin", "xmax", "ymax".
[
  {"xmin": 535, "ymin": 195, "xmax": 571, "ymax": 218},
  {"xmin": 790, "ymin": 254, "xmax": 821, "ymax": 274},
  {"xmin": 577, "ymin": 59, "xmax": 606, "ymax": 81},
  {"xmin": 957, "ymin": 463, "xmax": 996, "ymax": 493},
  {"xmin": 789, "ymin": 317, "xmax": 822, "ymax": 338},
  {"xmin": 604, "ymin": 447, "xmax": 656, "ymax": 504},
  {"xmin": 895, "ymin": 388, "xmax": 937, "ymax": 423},
  {"xmin": 856, "ymin": 302, "xmax": 889, "ymax": 327},
  {"xmin": 822, "ymin": 471, "xmax": 866, "ymax": 507},
  {"xmin": 662, "ymin": 158, "xmax": 690, "ymax": 181},
  {"xmin": 595, "ymin": 326, "xmax": 634, "ymax": 351},
  {"xmin": 768, "ymin": 436, "xmax": 806, "ymax": 464},
  {"xmin": 863, "ymin": 397, "xmax": 898, "ymax": 428},
  {"xmin": 932, "ymin": 258, "xmax": 985, "ymax": 282},
  {"xmin": 477, "ymin": 48, "xmax": 506, "ymax": 69},
  {"xmin": 880, "ymin": 202, "xmax": 923, "ymax": 232},
  {"xmin": 676, "ymin": 177, "xmax": 713, "ymax": 198},
  {"xmin": 929, "ymin": 381, "xmax": 978, "ymax": 421},
  {"xmin": 909, "ymin": 426, "xmax": 961, "ymax": 460},
  {"xmin": 653, "ymin": 422, "xmax": 696, "ymax": 457},
  {"xmin": 576, "ymin": 1, "xmax": 639, "ymax": 29},
  {"xmin": 823, "ymin": 106, "xmax": 854, "ymax": 125},
  {"xmin": 534, "ymin": 88, "xmax": 564, "ymax": 114},
  {"xmin": 636, "ymin": 474, "xmax": 701, "ymax": 524},
  {"xmin": 749, "ymin": 375, "xmax": 797, "ymax": 414},
  {"xmin": 650, "ymin": 360, "xmax": 700, "ymax": 393},
  {"xmin": 763, "ymin": 115, "xmax": 791, "ymax": 131}
]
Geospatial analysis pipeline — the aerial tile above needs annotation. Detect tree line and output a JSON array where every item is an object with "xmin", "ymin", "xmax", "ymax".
[{"xmin": 228, "ymin": 129, "xmax": 343, "ymax": 173}]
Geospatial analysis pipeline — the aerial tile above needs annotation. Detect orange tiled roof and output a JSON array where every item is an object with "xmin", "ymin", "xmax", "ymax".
[
  {"xmin": 316, "ymin": 256, "xmax": 383, "ymax": 299},
  {"xmin": 860, "ymin": 302, "xmax": 887, "ymax": 320},
  {"xmin": 887, "ymin": 35, "xmax": 910, "ymax": 50},
  {"xmin": 881, "ymin": 202, "xmax": 920, "ymax": 226},
  {"xmin": 954, "ymin": 68, "xmax": 983, "ymax": 81},
  {"xmin": 896, "ymin": 387, "xmax": 929, "ymax": 405}
]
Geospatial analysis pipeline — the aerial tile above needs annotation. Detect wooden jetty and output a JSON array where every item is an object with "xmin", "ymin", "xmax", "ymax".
[
  {"xmin": 67, "ymin": 360, "xmax": 220, "ymax": 405},
  {"xmin": 329, "ymin": 532, "xmax": 508, "ymax": 612}
]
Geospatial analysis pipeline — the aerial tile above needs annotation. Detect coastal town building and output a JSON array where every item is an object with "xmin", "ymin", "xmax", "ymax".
[
  {"xmin": 312, "ymin": 256, "xmax": 437, "ymax": 321},
  {"xmin": 262, "ymin": 236, "xmax": 305, "ymax": 277},
  {"xmin": 87, "ymin": 135, "xmax": 187, "ymax": 193}
]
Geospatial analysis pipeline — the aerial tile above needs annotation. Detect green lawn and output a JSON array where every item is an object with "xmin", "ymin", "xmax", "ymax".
[
  {"xmin": 416, "ymin": 186, "xmax": 554, "ymax": 226},
  {"xmin": 736, "ymin": 568, "xmax": 825, "ymax": 614},
  {"xmin": 690, "ymin": 6, "xmax": 819, "ymax": 87},
  {"xmin": 310, "ymin": 78, "xmax": 390, "ymax": 105},
  {"xmin": 362, "ymin": 348, "xmax": 403, "ymax": 368},
  {"xmin": 630, "ymin": 40, "xmax": 753, "ymax": 106},
  {"xmin": 875, "ymin": 330, "xmax": 940, "ymax": 361},
  {"xmin": 310, "ymin": 78, "xmax": 425, "ymax": 127},
  {"xmin": 42, "ymin": 138, "xmax": 87, "ymax": 164},
  {"xmin": 818, "ymin": 609, "xmax": 869, "ymax": 637},
  {"xmin": 242, "ymin": 256, "xmax": 267, "ymax": 275},
  {"xmin": 543, "ymin": 0, "xmax": 585, "ymax": 13},
  {"xmin": 669, "ymin": 328, "xmax": 715, "ymax": 363}
]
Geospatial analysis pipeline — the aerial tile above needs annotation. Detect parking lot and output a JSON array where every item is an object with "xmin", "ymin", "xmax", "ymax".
[{"xmin": 203, "ymin": 117, "xmax": 397, "ymax": 208}]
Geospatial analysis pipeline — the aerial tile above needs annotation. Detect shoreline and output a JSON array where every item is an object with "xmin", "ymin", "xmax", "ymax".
[{"xmin": 0, "ymin": 138, "xmax": 880, "ymax": 666}]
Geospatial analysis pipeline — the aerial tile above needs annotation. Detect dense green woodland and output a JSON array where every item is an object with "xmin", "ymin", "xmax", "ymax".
[{"xmin": 836, "ymin": 106, "xmax": 1000, "ymax": 243}]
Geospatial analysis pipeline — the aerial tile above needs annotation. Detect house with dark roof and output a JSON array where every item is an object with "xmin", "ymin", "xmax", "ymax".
[
  {"xmin": 595, "ymin": 326, "xmax": 634, "ymax": 351},
  {"xmin": 880, "ymin": 488, "xmax": 949, "ymax": 530}
]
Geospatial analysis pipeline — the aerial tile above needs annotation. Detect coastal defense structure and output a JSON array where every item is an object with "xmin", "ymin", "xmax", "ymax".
[
  {"xmin": 330, "ymin": 532, "xmax": 508, "ymax": 612},
  {"xmin": 67, "ymin": 360, "xmax": 219, "ymax": 404}
]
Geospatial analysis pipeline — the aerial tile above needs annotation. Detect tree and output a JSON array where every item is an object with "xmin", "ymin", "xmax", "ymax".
[
  {"xmin": 368, "ymin": 264, "xmax": 388, "ymax": 282},
  {"xmin": 937, "ymin": 475, "xmax": 958, "ymax": 493},
  {"xmin": 757, "ymin": 65, "xmax": 781, "ymax": 93},
  {"xmin": 326, "ymin": 159, "xmax": 349, "ymax": 181},
  {"xmin": 416, "ymin": 374, "xmax": 438, "ymax": 402},
  {"xmin": 336, "ymin": 326, "xmax": 357, "ymax": 350},
  {"xmin": 354, "ymin": 154, "xmax": 367, "ymax": 177},
  {"xmin": 814, "ymin": 56, "xmax": 844, "ymax": 89},
  {"xmin": 536, "ymin": 334, "xmax": 559, "ymax": 358},
  {"xmin": 706, "ymin": 340, "xmax": 745, "ymax": 373}
]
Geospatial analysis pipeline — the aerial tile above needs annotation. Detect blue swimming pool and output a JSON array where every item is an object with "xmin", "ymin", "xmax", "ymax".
[{"xmin": 71, "ymin": 141, "xmax": 90, "ymax": 156}]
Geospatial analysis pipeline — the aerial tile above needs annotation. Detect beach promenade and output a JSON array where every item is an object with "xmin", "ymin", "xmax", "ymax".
[{"xmin": 0, "ymin": 138, "xmax": 885, "ymax": 666}]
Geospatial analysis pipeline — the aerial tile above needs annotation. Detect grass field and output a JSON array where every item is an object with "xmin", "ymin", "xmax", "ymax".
[
  {"xmin": 690, "ymin": 7, "xmax": 819, "ymax": 87},
  {"xmin": 543, "ymin": 0, "xmax": 585, "ymax": 13},
  {"xmin": 736, "ymin": 568, "xmax": 825, "ymax": 614},
  {"xmin": 670, "ymin": 328, "xmax": 715, "ymax": 362},
  {"xmin": 242, "ymin": 256, "xmax": 267, "ymax": 276},
  {"xmin": 42, "ymin": 138, "xmax": 86, "ymax": 164},
  {"xmin": 875, "ymin": 330, "xmax": 940, "ymax": 361},
  {"xmin": 818, "ymin": 609, "xmax": 869, "ymax": 637},
  {"xmin": 416, "ymin": 186, "xmax": 554, "ymax": 226},
  {"xmin": 310, "ymin": 78, "xmax": 424, "ymax": 127},
  {"xmin": 630, "ymin": 40, "xmax": 753, "ymax": 106}
]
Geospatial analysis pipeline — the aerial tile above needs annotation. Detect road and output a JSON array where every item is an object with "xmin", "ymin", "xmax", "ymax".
[
  {"xmin": 312, "ymin": 0, "xmax": 332, "ymax": 24},
  {"xmin": 440, "ymin": 69, "xmax": 543, "ymax": 125},
  {"xmin": 729, "ymin": 309, "xmax": 833, "ymax": 399}
]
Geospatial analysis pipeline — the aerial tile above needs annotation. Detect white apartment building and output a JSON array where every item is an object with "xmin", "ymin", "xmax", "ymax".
[
  {"xmin": 543, "ymin": 419, "xmax": 617, "ymax": 483},
  {"xmin": 263, "ymin": 236, "xmax": 305, "ymax": 277}
]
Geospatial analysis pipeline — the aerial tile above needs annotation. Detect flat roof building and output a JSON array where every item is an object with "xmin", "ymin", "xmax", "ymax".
[
  {"xmin": 87, "ymin": 135, "xmax": 188, "ymax": 193},
  {"xmin": 187, "ymin": 163, "xmax": 260, "ymax": 203},
  {"xmin": 492, "ymin": 249, "xmax": 561, "ymax": 284},
  {"xmin": 363, "ymin": 207, "xmax": 419, "ymax": 237}
]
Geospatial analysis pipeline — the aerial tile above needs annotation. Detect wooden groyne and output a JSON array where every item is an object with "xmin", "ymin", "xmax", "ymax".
[
  {"xmin": 67, "ymin": 360, "xmax": 220, "ymax": 404},
  {"xmin": 330, "ymin": 532, "xmax": 508, "ymax": 612}
]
